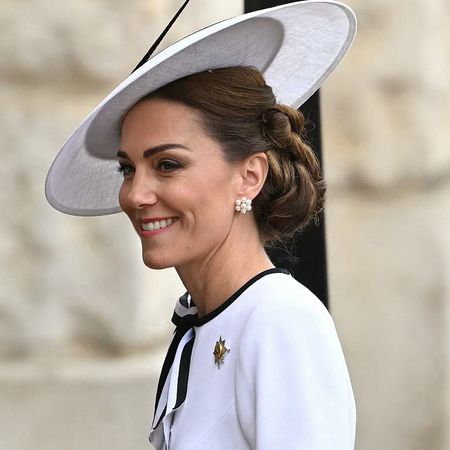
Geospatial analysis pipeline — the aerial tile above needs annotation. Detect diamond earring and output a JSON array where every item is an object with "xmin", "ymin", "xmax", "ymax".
[{"xmin": 235, "ymin": 197, "xmax": 252, "ymax": 214}]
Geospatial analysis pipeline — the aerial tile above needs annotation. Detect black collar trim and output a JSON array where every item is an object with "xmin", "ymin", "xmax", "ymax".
[
  {"xmin": 195, "ymin": 267, "xmax": 290, "ymax": 326},
  {"xmin": 172, "ymin": 268, "xmax": 290, "ymax": 328}
]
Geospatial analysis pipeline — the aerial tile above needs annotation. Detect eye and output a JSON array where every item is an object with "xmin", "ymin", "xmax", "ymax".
[
  {"xmin": 157, "ymin": 159, "xmax": 183, "ymax": 172},
  {"xmin": 116, "ymin": 162, "xmax": 134, "ymax": 178}
]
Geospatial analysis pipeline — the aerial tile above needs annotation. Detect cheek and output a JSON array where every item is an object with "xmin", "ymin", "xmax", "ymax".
[
  {"xmin": 118, "ymin": 183, "xmax": 135, "ymax": 224},
  {"xmin": 189, "ymin": 182, "xmax": 235, "ymax": 229},
  {"xmin": 118, "ymin": 184, "xmax": 128, "ymax": 212}
]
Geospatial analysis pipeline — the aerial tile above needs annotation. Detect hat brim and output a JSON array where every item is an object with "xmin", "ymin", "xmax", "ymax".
[{"xmin": 45, "ymin": 0, "xmax": 356, "ymax": 216}]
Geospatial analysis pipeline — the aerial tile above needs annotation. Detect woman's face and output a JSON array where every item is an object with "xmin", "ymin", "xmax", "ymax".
[{"xmin": 118, "ymin": 99, "xmax": 242, "ymax": 270}]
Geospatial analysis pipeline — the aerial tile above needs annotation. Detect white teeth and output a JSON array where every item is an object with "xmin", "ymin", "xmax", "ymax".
[{"xmin": 141, "ymin": 218, "xmax": 176, "ymax": 231}]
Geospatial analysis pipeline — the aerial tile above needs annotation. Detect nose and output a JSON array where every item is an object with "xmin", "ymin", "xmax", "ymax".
[{"xmin": 119, "ymin": 171, "xmax": 158, "ymax": 210}]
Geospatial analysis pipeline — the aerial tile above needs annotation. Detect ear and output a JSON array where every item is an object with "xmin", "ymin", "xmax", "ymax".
[{"xmin": 237, "ymin": 152, "xmax": 269, "ymax": 199}]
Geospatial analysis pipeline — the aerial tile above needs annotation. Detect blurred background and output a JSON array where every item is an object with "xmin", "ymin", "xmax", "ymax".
[{"xmin": 0, "ymin": 0, "xmax": 449, "ymax": 449}]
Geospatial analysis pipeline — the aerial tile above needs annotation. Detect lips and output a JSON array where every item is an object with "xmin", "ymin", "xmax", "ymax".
[{"xmin": 140, "ymin": 217, "xmax": 178, "ymax": 232}]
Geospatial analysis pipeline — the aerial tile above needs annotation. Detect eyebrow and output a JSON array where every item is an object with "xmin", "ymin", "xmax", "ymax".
[{"xmin": 116, "ymin": 143, "xmax": 191, "ymax": 160}]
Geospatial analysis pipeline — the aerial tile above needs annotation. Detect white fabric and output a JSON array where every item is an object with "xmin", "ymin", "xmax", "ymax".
[{"xmin": 149, "ymin": 271, "xmax": 356, "ymax": 449}]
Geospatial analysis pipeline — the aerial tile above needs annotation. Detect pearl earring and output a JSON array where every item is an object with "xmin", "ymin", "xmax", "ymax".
[{"xmin": 235, "ymin": 197, "xmax": 252, "ymax": 214}]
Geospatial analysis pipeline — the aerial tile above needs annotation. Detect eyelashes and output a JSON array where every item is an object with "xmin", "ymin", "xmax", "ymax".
[
  {"xmin": 116, "ymin": 163, "xmax": 133, "ymax": 177},
  {"xmin": 157, "ymin": 159, "xmax": 183, "ymax": 172},
  {"xmin": 116, "ymin": 159, "xmax": 183, "ymax": 177}
]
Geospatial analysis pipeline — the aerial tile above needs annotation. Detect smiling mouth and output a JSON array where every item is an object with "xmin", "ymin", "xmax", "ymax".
[{"xmin": 140, "ymin": 217, "xmax": 178, "ymax": 232}]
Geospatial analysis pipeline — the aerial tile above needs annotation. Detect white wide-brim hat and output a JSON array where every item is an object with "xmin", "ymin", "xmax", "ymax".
[{"xmin": 45, "ymin": 0, "xmax": 356, "ymax": 216}]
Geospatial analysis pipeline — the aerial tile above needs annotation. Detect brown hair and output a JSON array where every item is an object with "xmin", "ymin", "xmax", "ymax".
[{"xmin": 145, "ymin": 66, "xmax": 326, "ymax": 244}]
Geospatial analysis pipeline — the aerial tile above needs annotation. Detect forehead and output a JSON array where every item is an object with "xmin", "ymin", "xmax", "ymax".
[
  {"xmin": 123, "ymin": 99, "xmax": 203, "ymax": 134},
  {"xmin": 121, "ymin": 99, "xmax": 203, "ymax": 143},
  {"xmin": 119, "ymin": 98, "xmax": 227, "ymax": 162}
]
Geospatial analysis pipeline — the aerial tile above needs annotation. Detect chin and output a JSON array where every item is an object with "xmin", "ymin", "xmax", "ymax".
[{"xmin": 142, "ymin": 250, "xmax": 175, "ymax": 270}]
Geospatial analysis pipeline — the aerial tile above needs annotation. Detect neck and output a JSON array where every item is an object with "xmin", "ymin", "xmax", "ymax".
[{"xmin": 175, "ymin": 223, "xmax": 274, "ymax": 317}]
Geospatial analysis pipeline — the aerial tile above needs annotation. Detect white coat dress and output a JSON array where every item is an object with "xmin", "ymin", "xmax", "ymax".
[{"xmin": 149, "ymin": 268, "xmax": 356, "ymax": 450}]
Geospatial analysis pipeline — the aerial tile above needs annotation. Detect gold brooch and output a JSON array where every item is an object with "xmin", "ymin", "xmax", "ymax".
[{"xmin": 213, "ymin": 336, "xmax": 230, "ymax": 369}]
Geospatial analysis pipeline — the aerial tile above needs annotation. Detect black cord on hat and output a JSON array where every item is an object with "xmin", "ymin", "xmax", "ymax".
[{"xmin": 132, "ymin": 0, "xmax": 192, "ymax": 74}]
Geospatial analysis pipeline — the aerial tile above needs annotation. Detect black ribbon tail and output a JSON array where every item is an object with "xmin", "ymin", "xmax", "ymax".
[
  {"xmin": 153, "ymin": 325, "xmax": 190, "ymax": 425},
  {"xmin": 174, "ymin": 330, "xmax": 195, "ymax": 409}
]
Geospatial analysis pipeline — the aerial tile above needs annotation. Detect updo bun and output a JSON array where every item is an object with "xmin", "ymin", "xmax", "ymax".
[
  {"xmin": 145, "ymin": 66, "xmax": 326, "ymax": 243},
  {"xmin": 257, "ymin": 104, "xmax": 326, "ymax": 242}
]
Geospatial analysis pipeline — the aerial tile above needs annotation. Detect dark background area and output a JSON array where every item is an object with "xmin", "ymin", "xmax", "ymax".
[{"xmin": 245, "ymin": 0, "xmax": 329, "ymax": 308}]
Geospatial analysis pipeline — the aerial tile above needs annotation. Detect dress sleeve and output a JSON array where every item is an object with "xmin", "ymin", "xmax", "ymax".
[{"xmin": 235, "ymin": 295, "xmax": 356, "ymax": 450}]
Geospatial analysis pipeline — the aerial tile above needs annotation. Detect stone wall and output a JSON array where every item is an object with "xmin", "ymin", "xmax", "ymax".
[
  {"xmin": 0, "ymin": 1, "xmax": 448, "ymax": 449},
  {"xmin": 323, "ymin": 1, "xmax": 450, "ymax": 449},
  {"xmin": 1, "ymin": 1, "xmax": 242, "ymax": 449}
]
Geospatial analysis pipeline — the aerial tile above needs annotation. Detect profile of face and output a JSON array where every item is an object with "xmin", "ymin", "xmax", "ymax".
[{"xmin": 118, "ymin": 99, "xmax": 248, "ymax": 270}]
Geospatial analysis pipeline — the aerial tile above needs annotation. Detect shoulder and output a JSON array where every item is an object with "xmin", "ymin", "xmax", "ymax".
[
  {"xmin": 240, "ymin": 272, "xmax": 346, "ymax": 368},
  {"xmin": 248, "ymin": 271, "xmax": 333, "ymax": 330},
  {"xmin": 236, "ymin": 272, "xmax": 357, "ymax": 450}
]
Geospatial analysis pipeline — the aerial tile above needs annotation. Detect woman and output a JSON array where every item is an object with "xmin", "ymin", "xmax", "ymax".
[{"xmin": 46, "ymin": 2, "xmax": 357, "ymax": 449}]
